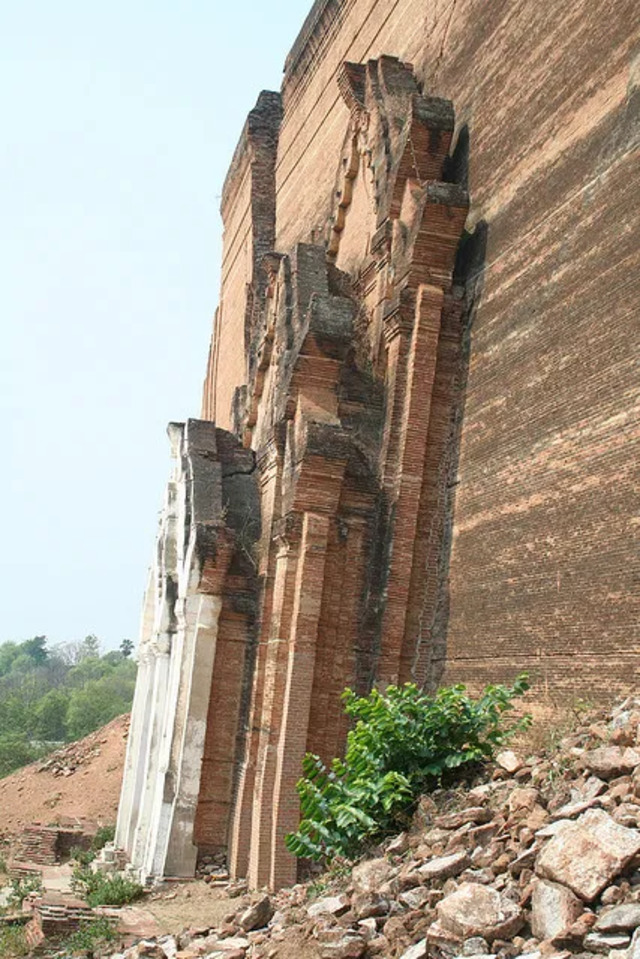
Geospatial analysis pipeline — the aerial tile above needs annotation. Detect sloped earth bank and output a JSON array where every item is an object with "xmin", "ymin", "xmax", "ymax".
[
  {"xmin": 97, "ymin": 697, "xmax": 640, "ymax": 959},
  {"xmin": 0, "ymin": 715, "xmax": 129, "ymax": 843}
]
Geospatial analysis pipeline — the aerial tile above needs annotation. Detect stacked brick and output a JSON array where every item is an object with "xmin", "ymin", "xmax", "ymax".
[
  {"xmin": 12, "ymin": 826, "xmax": 59, "ymax": 866},
  {"xmin": 25, "ymin": 895, "xmax": 97, "ymax": 948},
  {"xmin": 201, "ymin": 57, "xmax": 468, "ymax": 891},
  {"xmin": 11, "ymin": 823, "xmax": 92, "ymax": 867},
  {"xmin": 117, "ymin": 0, "xmax": 640, "ymax": 894}
]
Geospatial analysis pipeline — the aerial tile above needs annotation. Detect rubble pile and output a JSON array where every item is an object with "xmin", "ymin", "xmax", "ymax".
[
  {"xmin": 36, "ymin": 718, "xmax": 130, "ymax": 779},
  {"xmin": 0, "ymin": 714, "xmax": 129, "ymax": 841},
  {"xmin": 105, "ymin": 698, "xmax": 640, "ymax": 959}
]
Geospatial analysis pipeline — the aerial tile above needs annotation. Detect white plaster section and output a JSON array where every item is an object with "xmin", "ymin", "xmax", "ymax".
[{"xmin": 115, "ymin": 420, "xmax": 225, "ymax": 882}]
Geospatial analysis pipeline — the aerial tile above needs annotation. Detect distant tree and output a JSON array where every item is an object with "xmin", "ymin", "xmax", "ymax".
[
  {"xmin": 79, "ymin": 635, "xmax": 101, "ymax": 660},
  {"xmin": 68, "ymin": 656, "xmax": 111, "ymax": 688},
  {"xmin": 103, "ymin": 650, "xmax": 123, "ymax": 666},
  {"xmin": 0, "ymin": 634, "xmax": 137, "ymax": 778},
  {"xmin": 21, "ymin": 636, "xmax": 48, "ymax": 666},
  {"xmin": 119, "ymin": 639, "xmax": 134, "ymax": 659},
  {"xmin": 9, "ymin": 653, "xmax": 38, "ymax": 675},
  {"xmin": 66, "ymin": 664, "xmax": 136, "ymax": 741},
  {"xmin": 33, "ymin": 689, "xmax": 70, "ymax": 742},
  {"xmin": 0, "ymin": 642, "xmax": 19, "ymax": 677},
  {"xmin": 53, "ymin": 641, "xmax": 85, "ymax": 667},
  {"xmin": 0, "ymin": 734, "xmax": 44, "ymax": 778}
]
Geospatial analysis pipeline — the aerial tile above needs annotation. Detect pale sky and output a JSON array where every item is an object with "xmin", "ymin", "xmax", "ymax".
[{"xmin": 0, "ymin": 0, "xmax": 312, "ymax": 649}]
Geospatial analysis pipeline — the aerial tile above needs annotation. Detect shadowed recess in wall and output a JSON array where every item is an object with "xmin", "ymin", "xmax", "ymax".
[{"xmin": 425, "ymin": 216, "xmax": 489, "ymax": 692}]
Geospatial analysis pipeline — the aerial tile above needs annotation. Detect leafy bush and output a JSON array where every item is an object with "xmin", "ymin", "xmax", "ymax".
[
  {"xmin": 70, "ymin": 845, "xmax": 95, "ymax": 866},
  {"xmin": 64, "ymin": 915, "xmax": 117, "ymax": 953},
  {"xmin": 286, "ymin": 676, "xmax": 530, "ymax": 861},
  {"xmin": 71, "ymin": 864, "xmax": 144, "ymax": 907},
  {"xmin": 8, "ymin": 875, "xmax": 42, "ymax": 908},
  {"xmin": 92, "ymin": 824, "xmax": 116, "ymax": 851},
  {"xmin": 0, "ymin": 923, "xmax": 29, "ymax": 958}
]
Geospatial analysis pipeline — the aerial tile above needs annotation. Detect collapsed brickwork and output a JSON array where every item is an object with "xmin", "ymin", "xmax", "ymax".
[
  {"xmin": 117, "ymin": 0, "xmax": 639, "ymax": 892},
  {"xmin": 12, "ymin": 823, "xmax": 94, "ymax": 867}
]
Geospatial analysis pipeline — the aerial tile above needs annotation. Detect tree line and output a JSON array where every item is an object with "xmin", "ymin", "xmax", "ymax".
[{"xmin": 0, "ymin": 634, "xmax": 137, "ymax": 778}]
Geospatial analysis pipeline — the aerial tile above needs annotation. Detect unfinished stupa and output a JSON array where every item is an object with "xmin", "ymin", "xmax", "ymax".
[{"xmin": 115, "ymin": 0, "xmax": 640, "ymax": 891}]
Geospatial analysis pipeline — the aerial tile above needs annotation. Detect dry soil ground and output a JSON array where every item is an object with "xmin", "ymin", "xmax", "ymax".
[{"xmin": 0, "ymin": 714, "xmax": 129, "ymax": 842}]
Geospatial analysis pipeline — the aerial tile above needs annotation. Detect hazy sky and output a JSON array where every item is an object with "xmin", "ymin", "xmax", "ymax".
[{"xmin": 1, "ymin": 0, "xmax": 312, "ymax": 649}]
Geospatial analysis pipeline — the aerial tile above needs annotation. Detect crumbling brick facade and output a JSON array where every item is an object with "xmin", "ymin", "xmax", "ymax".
[{"xmin": 117, "ymin": 0, "xmax": 639, "ymax": 891}]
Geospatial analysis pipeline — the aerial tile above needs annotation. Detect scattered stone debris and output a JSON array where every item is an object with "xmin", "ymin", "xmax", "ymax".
[
  {"xmin": 35, "ymin": 722, "xmax": 129, "ymax": 779},
  {"xmin": 0, "ymin": 713, "xmax": 129, "ymax": 841},
  {"xmin": 72, "ymin": 698, "xmax": 640, "ymax": 958}
]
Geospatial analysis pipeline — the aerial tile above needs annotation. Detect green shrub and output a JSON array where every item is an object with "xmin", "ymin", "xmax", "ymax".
[
  {"xmin": 71, "ymin": 864, "xmax": 144, "ymax": 907},
  {"xmin": 8, "ymin": 875, "xmax": 42, "ymax": 908},
  {"xmin": 91, "ymin": 824, "xmax": 116, "ymax": 851},
  {"xmin": 0, "ymin": 923, "xmax": 29, "ymax": 957},
  {"xmin": 286, "ymin": 675, "xmax": 530, "ymax": 861},
  {"xmin": 70, "ymin": 845, "xmax": 95, "ymax": 866},
  {"xmin": 64, "ymin": 915, "xmax": 117, "ymax": 953}
]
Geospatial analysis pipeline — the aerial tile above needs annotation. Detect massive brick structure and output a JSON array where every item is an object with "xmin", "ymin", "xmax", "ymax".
[{"xmin": 117, "ymin": 0, "xmax": 640, "ymax": 890}]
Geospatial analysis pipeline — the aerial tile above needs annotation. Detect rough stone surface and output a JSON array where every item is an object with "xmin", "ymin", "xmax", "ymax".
[
  {"xmin": 351, "ymin": 859, "xmax": 395, "ymax": 895},
  {"xmin": 460, "ymin": 938, "xmax": 491, "ymax": 955},
  {"xmin": 307, "ymin": 896, "xmax": 349, "ymax": 918},
  {"xmin": 583, "ymin": 932, "xmax": 631, "ymax": 953},
  {"xmin": 594, "ymin": 903, "xmax": 640, "ymax": 932},
  {"xmin": 239, "ymin": 896, "xmax": 274, "ymax": 931},
  {"xmin": 496, "ymin": 751, "xmax": 522, "ymax": 774},
  {"xmin": 583, "ymin": 748, "xmax": 640, "ymax": 780},
  {"xmin": 435, "ymin": 809, "xmax": 492, "ymax": 830},
  {"xmin": 399, "ymin": 940, "xmax": 428, "ymax": 959},
  {"xmin": 100, "ymin": 698, "xmax": 640, "ymax": 959},
  {"xmin": 318, "ymin": 935, "xmax": 367, "ymax": 958},
  {"xmin": 535, "ymin": 809, "xmax": 640, "ymax": 901},
  {"xmin": 436, "ymin": 883, "xmax": 524, "ymax": 941},
  {"xmin": 530, "ymin": 878, "xmax": 584, "ymax": 940},
  {"xmin": 418, "ymin": 851, "xmax": 470, "ymax": 882}
]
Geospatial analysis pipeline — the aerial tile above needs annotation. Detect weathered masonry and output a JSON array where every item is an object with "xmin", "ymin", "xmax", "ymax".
[{"xmin": 117, "ymin": 0, "xmax": 640, "ymax": 891}]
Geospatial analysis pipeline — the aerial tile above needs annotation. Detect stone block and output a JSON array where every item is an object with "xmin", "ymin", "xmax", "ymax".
[{"xmin": 535, "ymin": 809, "xmax": 640, "ymax": 901}]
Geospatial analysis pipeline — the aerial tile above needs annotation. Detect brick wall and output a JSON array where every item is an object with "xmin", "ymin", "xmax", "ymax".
[{"xmin": 203, "ymin": 0, "xmax": 640, "ymax": 706}]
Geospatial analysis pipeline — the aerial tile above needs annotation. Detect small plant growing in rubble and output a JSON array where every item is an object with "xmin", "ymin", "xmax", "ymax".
[
  {"xmin": 8, "ymin": 875, "xmax": 42, "ymax": 909},
  {"xmin": 91, "ymin": 824, "xmax": 115, "ymax": 851},
  {"xmin": 0, "ymin": 922, "xmax": 29, "ymax": 958},
  {"xmin": 71, "ymin": 865, "xmax": 144, "ymax": 907},
  {"xmin": 286, "ymin": 675, "xmax": 530, "ymax": 862},
  {"xmin": 63, "ymin": 915, "xmax": 117, "ymax": 953},
  {"xmin": 69, "ymin": 845, "xmax": 95, "ymax": 866}
]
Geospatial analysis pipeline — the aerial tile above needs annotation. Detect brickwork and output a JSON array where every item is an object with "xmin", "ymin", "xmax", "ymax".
[
  {"xmin": 202, "ymin": 56, "xmax": 472, "ymax": 888},
  {"xmin": 12, "ymin": 824, "xmax": 94, "ymax": 866},
  {"xmin": 202, "ymin": 0, "xmax": 639, "ymax": 701},
  {"xmin": 26, "ymin": 895, "xmax": 96, "ymax": 946},
  {"xmin": 262, "ymin": 0, "xmax": 640, "ymax": 704},
  {"xmin": 120, "ymin": 0, "xmax": 639, "ymax": 893},
  {"xmin": 203, "ymin": 92, "xmax": 282, "ymax": 427}
]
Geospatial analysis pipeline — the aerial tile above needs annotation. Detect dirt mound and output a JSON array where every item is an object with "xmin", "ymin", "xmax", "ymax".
[{"xmin": 0, "ymin": 714, "xmax": 129, "ymax": 841}]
